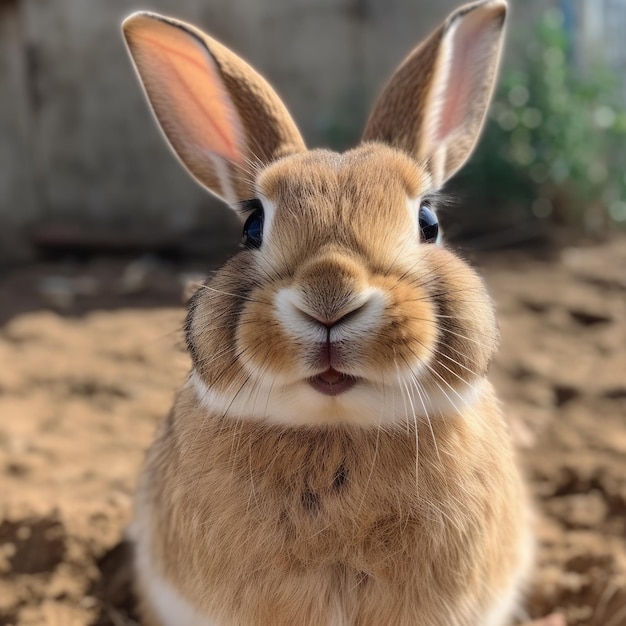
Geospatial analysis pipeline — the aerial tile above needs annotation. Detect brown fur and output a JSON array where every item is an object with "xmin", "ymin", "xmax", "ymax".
[
  {"xmin": 188, "ymin": 146, "xmax": 497, "ymax": 405},
  {"xmin": 140, "ymin": 382, "xmax": 526, "ymax": 625},
  {"xmin": 123, "ymin": 13, "xmax": 305, "ymax": 200},
  {"xmin": 363, "ymin": 1, "xmax": 507, "ymax": 184},
  {"xmin": 123, "ymin": 2, "xmax": 532, "ymax": 625}
]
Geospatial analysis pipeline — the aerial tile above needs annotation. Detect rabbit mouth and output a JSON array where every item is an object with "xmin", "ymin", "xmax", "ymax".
[{"xmin": 308, "ymin": 368, "xmax": 359, "ymax": 396}]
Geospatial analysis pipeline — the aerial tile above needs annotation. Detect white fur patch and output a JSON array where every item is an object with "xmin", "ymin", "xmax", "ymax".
[
  {"xmin": 274, "ymin": 287, "xmax": 388, "ymax": 345},
  {"xmin": 274, "ymin": 288, "xmax": 328, "ymax": 344},
  {"xmin": 188, "ymin": 368, "xmax": 482, "ymax": 427},
  {"xmin": 483, "ymin": 524, "xmax": 535, "ymax": 626},
  {"xmin": 143, "ymin": 570, "xmax": 218, "ymax": 626},
  {"xmin": 256, "ymin": 192, "xmax": 276, "ymax": 238},
  {"xmin": 134, "ymin": 501, "xmax": 220, "ymax": 626}
]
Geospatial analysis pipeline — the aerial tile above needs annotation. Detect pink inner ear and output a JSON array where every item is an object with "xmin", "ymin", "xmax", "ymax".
[
  {"xmin": 130, "ymin": 25, "xmax": 244, "ymax": 165},
  {"xmin": 435, "ymin": 13, "xmax": 496, "ymax": 143}
]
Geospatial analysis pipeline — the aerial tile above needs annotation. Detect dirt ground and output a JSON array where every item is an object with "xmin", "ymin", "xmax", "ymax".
[{"xmin": 0, "ymin": 236, "xmax": 625, "ymax": 626}]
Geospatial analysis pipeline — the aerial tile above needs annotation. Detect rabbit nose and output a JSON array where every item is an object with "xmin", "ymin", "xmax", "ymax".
[
  {"xmin": 276, "ymin": 287, "xmax": 387, "ymax": 343},
  {"xmin": 294, "ymin": 300, "xmax": 368, "ymax": 329},
  {"xmin": 276, "ymin": 251, "xmax": 387, "ymax": 340}
]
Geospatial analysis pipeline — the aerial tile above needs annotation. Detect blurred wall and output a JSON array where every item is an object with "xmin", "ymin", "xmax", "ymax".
[{"xmin": 0, "ymin": 0, "xmax": 546, "ymax": 260}]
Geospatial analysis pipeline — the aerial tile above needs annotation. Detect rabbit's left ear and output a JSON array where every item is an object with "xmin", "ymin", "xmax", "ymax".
[{"xmin": 363, "ymin": 0, "xmax": 507, "ymax": 187}]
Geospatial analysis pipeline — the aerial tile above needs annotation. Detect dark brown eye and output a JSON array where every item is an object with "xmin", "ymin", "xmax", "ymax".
[
  {"xmin": 241, "ymin": 199, "xmax": 264, "ymax": 249},
  {"xmin": 418, "ymin": 205, "xmax": 439, "ymax": 243}
]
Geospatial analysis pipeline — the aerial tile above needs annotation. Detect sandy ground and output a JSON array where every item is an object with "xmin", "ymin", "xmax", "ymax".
[{"xmin": 0, "ymin": 237, "xmax": 625, "ymax": 626}]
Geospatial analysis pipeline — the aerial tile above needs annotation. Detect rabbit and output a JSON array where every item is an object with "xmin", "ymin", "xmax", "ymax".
[{"xmin": 122, "ymin": 1, "xmax": 534, "ymax": 624}]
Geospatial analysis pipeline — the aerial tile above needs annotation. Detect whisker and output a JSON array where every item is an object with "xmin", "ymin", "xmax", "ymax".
[
  {"xmin": 375, "ymin": 327, "xmax": 483, "ymax": 379},
  {"xmin": 415, "ymin": 357, "xmax": 469, "ymax": 416},
  {"xmin": 192, "ymin": 345, "xmax": 239, "ymax": 368},
  {"xmin": 408, "ymin": 367, "xmax": 442, "ymax": 466},
  {"xmin": 396, "ymin": 363, "xmax": 420, "ymax": 502},
  {"xmin": 196, "ymin": 283, "xmax": 268, "ymax": 304},
  {"xmin": 354, "ymin": 403, "xmax": 382, "ymax": 525}
]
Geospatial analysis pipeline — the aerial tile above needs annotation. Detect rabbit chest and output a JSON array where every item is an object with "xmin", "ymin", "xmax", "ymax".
[{"xmin": 134, "ymin": 385, "xmax": 529, "ymax": 626}]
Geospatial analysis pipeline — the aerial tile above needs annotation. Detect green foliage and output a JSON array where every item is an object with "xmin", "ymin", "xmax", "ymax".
[{"xmin": 462, "ymin": 8, "xmax": 626, "ymax": 231}]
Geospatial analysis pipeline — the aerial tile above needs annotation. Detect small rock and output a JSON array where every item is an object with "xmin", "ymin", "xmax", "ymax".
[
  {"xmin": 37, "ymin": 276, "xmax": 99, "ymax": 310},
  {"xmin": 568, "ymin": 307, "xmax": 612, "ymax": 326},
  {"xmin": 119, "ymin": 255, "xmax": 161, "ymax": 294},
  {"xmin": 546, "ymin": 492, "xmax": 608, "ymax": 530},
  {"xmin": 178, "ymin": 271, "xmax": 206, "ymax": 302}
]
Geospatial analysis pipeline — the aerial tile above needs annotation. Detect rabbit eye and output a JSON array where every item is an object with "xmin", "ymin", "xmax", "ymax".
[
  {"xmin": 418, "ymin": 205, "xmax": 439, "ymax": 243},
  {"xmin": 241, "ymin": 199, "xmax": 264, "ymax": 249}
]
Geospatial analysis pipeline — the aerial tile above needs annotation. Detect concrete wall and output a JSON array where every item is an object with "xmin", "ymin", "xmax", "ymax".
[{"xmin": 0, "ymin": 0, "xmax": 544, "ymax": 259}]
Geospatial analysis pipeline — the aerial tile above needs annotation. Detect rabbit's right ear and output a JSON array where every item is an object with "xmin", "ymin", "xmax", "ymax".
[{"xmin": 123, "ymin": 13, "xmax": 305, "ymax": 204}]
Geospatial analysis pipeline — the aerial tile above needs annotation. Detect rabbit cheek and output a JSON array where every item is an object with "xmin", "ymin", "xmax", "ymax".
[
  {"xmin": 367, "ymin": 276, "xmax": 439, "ymax": 375},
  {"xmin": 186, "ymin": 286, "xmax": 249, "ymax": 391},
  {"xmin": 428, "ymin": 252, "xmax": 499, "ymax": 384},
  {"xmin": 235, "ymin": 290, "xmax": 302, "ymax": 380}
]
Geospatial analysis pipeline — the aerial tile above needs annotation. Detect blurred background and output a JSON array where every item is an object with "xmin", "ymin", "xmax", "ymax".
[
  {"xmin": 1, "ymin": 0, "xmax": 624, "ymax": 260},
  {"xmin": 0, "ymin": 1, "xmax": 625, "ymax": 625}
]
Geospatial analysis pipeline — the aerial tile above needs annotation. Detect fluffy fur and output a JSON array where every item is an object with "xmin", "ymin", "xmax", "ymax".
[
  {"xmin": 122, "ymin": 1, "xmax": 533, "ymax": 624},
  {"xmin": 133, "ymin": 382, "xmax": 531, "ymax": 626}
]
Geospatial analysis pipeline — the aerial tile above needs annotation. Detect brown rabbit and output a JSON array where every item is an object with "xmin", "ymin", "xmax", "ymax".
[{"xmin": 123, "ymin": 1, "xmax": 534, "ymax": 624}]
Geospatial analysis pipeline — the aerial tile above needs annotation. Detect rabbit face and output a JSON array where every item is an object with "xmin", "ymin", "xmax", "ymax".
[{"xmin": 185, "ymin": 145, "xmax": 497, "ymax": 426}]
